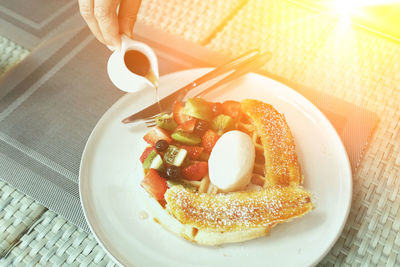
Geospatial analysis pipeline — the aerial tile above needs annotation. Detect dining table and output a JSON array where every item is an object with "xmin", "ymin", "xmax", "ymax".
[{"xmin": 0, "ymin": 0, "xmax": 399, "ymax": 266}]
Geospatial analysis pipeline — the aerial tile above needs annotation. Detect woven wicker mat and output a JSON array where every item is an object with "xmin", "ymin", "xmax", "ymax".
[
  {"xmin": 0, "ymin": 180, "xmax": 46, "ymax": 259},
  {"xmin": 0, "ymin": 35, "xmax": 29, "ymax": 77},
  {"xmin": 0, "ymin": 35, "xmax": 46, "ymax": 259},
  {"xmin": 1, "ymin": 210, "xmax": 116, "ymax": 266},
  {"xmin": 207, "ymin": 0, "xmax": 400, "ymax": 266},
  {"xmin": 137, "ymin": 0, "xmax": 246, "ymax": 44}
]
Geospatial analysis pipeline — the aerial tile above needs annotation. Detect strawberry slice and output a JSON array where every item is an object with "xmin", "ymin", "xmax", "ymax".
[
  {"xmin": 176, "ymin": 118, "xmax": 197, "ymax": 133},
  {"xmin": 202, "ymin": 129, "xmax": 220, "ymax": 153},
  {"xmin": 222, "ymin": 100, "xmax": 241, "ymax": 118},
  {"xmin": 141, "ymin": 169, "xmax": 168, "ymax": 200},
  {"xmin": 173, "ymin": 101, "xmax": 191, "ymax": 124},
  {"xmin": 140, "ymin": 147, "xmax": 156, "ymax": 163},
  {"xmin": 182, "ymin": 162, "xmax": 209, "ymax": 181},
  {"xmin": 210, "ymin": 102, "xmax": 223, "ymax": 116},
  {"xmin": 179, "ymin": 145, "xmax": 204, "ymax": 160},
  {"xmin": 143, "ymin": 126, "xmax": 172, "ymax": 146}
]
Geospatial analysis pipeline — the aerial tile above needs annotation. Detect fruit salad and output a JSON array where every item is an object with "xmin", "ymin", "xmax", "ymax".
[{"xmin": 139, "ymin": 98, "xmax": 243, "ymax": 201}]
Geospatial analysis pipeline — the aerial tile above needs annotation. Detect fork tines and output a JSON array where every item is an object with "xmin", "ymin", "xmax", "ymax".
[{"xmin": 144, "ymin": 114, "xmax": 158, "ymax": 128}]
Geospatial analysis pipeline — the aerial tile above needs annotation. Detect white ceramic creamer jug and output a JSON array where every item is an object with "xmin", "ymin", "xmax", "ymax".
[{"xmin": 107, "ymin": 35, "xmax": 159, "ymax": 92}]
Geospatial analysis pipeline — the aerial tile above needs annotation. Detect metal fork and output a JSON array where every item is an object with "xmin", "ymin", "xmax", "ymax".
[
  {"xmin": 143, "ymin": 114, "xmax": 159, "ymax": 128},
  {"xmin": 122, "ymin": 50, "xmax": 272, "ymax": 126}
]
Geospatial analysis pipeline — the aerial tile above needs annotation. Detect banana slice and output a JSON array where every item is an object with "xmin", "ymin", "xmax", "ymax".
[
  {"xmin": 165, "ymin": 185, "xmax": 312, "ymax": 232},
  {"xmin": 241, "ymin": 99, "xmax": 302, "ymax": 187}
]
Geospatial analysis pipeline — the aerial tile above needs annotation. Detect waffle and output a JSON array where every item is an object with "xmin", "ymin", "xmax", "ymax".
[{"xmin": 142, "ymin": 99, "xmax": 312, "ymax": 245}]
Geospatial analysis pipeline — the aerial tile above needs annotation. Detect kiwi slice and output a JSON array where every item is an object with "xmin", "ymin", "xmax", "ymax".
[
  {"xmin": 211, "ymin": 114, "xmax": 235, "ymax": 134},
  {"xmin": 164, "ymin": 145, "xmax": 187, "ymax": 166},
  {"xmin": 171, "ymin": 130, "xmax": 201, "ymax": 145},
  {"xmin": 167, "ymin": 180, "xmax": 197, "ymax": 192},
  {"xmin": 155, "ymin": 113, "xmax": 177, "ymax": 131},
  {"xmin": 143, "ymin": 150, "xmax": 164, "ymax": 170},
  {"xmin": 183, "ymin": 98, "xmax": 213, "ymax": 122}
]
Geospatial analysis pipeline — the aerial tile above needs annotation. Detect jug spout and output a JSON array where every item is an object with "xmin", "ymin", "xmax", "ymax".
[{"xmin": 107, "ymin": 35, "xmax": 159, "ymax": 92}]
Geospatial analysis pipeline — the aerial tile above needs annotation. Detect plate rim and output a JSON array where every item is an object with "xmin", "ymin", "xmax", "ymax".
[{"xmin": 79, "ymin": 68, "xmax": 353, "ymax": 266}]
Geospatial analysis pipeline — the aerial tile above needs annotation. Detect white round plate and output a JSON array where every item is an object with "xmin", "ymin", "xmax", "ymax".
[{"xmin": 79, "ymin": 68, "xmax": 352, "ymax": 267}]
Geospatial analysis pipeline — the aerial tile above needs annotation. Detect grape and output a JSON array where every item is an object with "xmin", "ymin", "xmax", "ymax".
[
  {"xmin": 166, "ymin": 166, "xmax": 181, "ymax": 179},
  {"xmin": 155, "ymin": 140, "xmax": 169, "ymax": 152}
]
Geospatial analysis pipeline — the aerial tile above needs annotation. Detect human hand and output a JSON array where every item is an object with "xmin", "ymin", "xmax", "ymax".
[{"xmin": 79, "ymin": 0, "xmax": 142, "ymax": 49}]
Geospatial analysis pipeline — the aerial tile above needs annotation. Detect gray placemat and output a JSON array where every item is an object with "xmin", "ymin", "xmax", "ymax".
[
  {"xmin": 0, "ymin": 0, "xmax": 82, "ymax": 50},
  {"xmin": 0, "ymin": 28, "xmax": 122, "ymax": 232}
]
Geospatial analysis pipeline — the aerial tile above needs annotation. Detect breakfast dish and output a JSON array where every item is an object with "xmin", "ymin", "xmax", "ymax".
[
  {"xmin": 139, "ymin": 98, "xmax": 313, "ymax": 245},
  {"xmin": 79, "ymin": 68, "xmax": 352, "ymax": 266}
]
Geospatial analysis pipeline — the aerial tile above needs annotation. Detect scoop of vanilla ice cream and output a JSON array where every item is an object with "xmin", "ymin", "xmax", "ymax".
[{"xmin": 208, "ymin": 130, "xmax": 255, "ymax": 192}]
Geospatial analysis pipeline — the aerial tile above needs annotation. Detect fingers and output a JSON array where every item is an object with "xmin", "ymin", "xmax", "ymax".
[
  {"xmin": 94, "ymin": 0, "xmax": 121, "ymax": 47},
  {"xmin": 79, "ymin": 0, "xmax": 106, "ymax": 44},
  {"xmin": 79, "ymin": 0, "xmax": 142, "ymax": 48},
  {"xmin": 79, "ymin": 0, "xmax": 121, "ymax": 47},
  {"xmin": 118, "ymin": 0, "xmax": 142, "ymax": 37}
]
